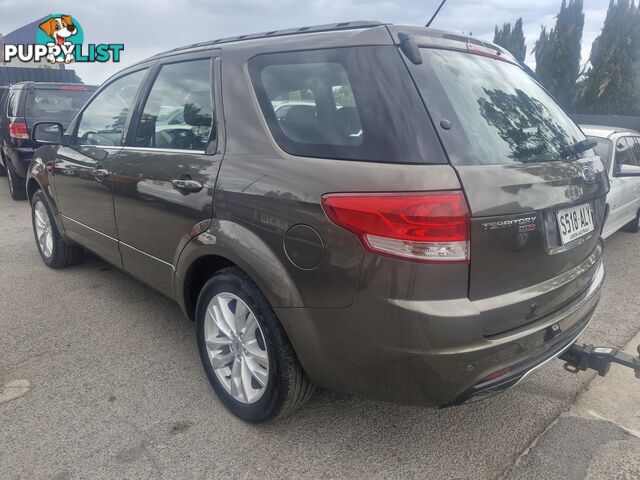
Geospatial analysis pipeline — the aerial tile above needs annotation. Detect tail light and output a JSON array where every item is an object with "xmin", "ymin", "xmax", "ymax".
[
  {"xmin": 321, "ymin": 191, "xmax": 470, "ymax": 263},
  {"xmin": 8, "ymin": 122, "xmax": 29, "ymax": 140}
]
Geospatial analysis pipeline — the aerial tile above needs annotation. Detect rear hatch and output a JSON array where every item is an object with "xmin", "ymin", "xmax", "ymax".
[{"xmin": 398, "ymin": 31, "xmax": 608, "ymax": 335}]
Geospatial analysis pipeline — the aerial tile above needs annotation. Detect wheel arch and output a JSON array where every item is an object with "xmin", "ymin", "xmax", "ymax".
[
  {"xmin": 175, "ymin": 220, "xmax": 304, "ymax": 321},
  {"xmin": 26, "ymin": 166, "xmax": 65, "ymax": 236}
]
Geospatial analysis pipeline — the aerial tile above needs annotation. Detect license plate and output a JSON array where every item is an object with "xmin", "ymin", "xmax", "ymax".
[{"xmin": 556, "ymin": 203, "xmax": 595, "ymax": 245}]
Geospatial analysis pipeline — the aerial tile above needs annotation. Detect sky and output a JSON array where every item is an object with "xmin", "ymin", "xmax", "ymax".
[{"xmin": 0, "ymin": 0, "xmax": 609, "ymax": 85}]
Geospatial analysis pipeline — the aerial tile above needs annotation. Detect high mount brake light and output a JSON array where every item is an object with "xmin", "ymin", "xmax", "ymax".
[
  {"xmin": 321, "ymin": 191, "xmax": 470, "ymax": 263},
  {"xmin": 467, "ymin": 43, "xmax": 510, "ymax": 63},
  {"xmin": 8, "ymin": 122, "xmax": 29, "ymax": 140}
]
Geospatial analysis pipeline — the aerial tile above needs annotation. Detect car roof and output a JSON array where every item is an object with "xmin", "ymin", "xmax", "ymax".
[
  {"xmin": 8, "ymin": 82, "xmax": 98, "ymax": 90},
  {"xmin": 580, "ymin": 124, "xmax": 640, "ymax": 139},
  {"xmin": 128, "ymin": 21, "xmax": 514, "ymax": 68}
]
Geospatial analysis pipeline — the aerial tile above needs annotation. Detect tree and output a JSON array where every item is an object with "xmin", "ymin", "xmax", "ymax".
[
  {"xmin": 533, "ymin": 0, "xmax": 585, "ymax": 111},
  {"xmin": 493, "ymin": 18, "xmax": 527, "ymax": 62},
  {"xmin": 575, "ymin": 0, "xmax": 640, "ymax": 115}
]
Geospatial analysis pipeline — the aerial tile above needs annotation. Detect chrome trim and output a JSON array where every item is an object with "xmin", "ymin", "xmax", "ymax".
[
  {"xmin": 512, "ymin": 312, "xmax": 593, "ymax": 388},
  {"xmin": 120, "ymin": 146, "xmax": 206, "ymax": 155},
  {"xmin": 61, "ymin": 215, "xmax": 118, "ymax": 242},
  {"xmin": 61, "ymin": 216, "xmax": 176, "ymax": 271},
  {"xmin": 76, "ymin": 145, "xmax": 122, "ymax": 150},
  {"xmin": 119, "ymin": 241, "xmax": 176, "ymax": 271}
]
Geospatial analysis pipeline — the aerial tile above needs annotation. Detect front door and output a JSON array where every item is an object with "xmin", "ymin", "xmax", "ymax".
[
  {"xmin": 113, "ymin": 54, "xmax": 222, "ymax": 297},
  {"xmin": 54, "ymin": 68, "xmax": 149, "ymax": 266}
]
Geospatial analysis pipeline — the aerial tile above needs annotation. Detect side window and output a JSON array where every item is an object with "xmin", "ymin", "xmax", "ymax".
[
  {"xmin": 248, "ymin": 47, "xmax": 442, "ymax": 164},
  {"xmin": 634, "ymin": 138, "xmax": 640, "ymax": 166},
  {"xmin": 259, "ymin": 62, "xmax": 363, "ymax": 147},
  {"xmin": 616, "ymin": 137, "xmax": 640, "ymax": 168},
  {"xmin": 75, "ymin": 69, "xmax": 147, "ymax": 146},
  {"xmin": 7, "ymin": 90, "xmax": 20, "ymax": 117},
  {"xmin": 134, "ymin": 59, "xmax": 213, "ymax": 151}
]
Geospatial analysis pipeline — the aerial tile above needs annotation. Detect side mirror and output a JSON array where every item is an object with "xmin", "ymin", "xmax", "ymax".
[{"xmin": 32, "ymin": 122, "xmax": 63, "ymax": 145}]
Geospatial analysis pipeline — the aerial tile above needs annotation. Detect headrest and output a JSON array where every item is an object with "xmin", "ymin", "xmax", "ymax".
[
  {"xmin": 284, "ymin": 104, "xmax": 317, "ymax": 125},
  {"xmin": 334, "ymin": 106, "xmax": 361, "ymax": 135},
  {"xmin": 183, "ymin": 91, "xmax": 212, "ymax": 127}
]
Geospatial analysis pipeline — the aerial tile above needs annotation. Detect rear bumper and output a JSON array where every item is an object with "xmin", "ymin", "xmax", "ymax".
[
  {"xmin": 6, "ymin": 147, "xmax": 35, "ymax": 178},
  {"xmin": 444, "ymin": 305, "xmax": 593, "ymax": 406},
  {"xmin": 277, "ymin": 257, "xmax": 604, "ymax": 407}
]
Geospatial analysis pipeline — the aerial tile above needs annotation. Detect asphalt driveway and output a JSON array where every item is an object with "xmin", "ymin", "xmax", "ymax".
[{"xmin": 1, "ymin": 180, "xmax": 640, "ymax": 480}]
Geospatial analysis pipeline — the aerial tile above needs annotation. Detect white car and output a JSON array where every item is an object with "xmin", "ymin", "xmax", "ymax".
[{"xmin": 582, "ymin": 125, "xmax": 640, "ymax": 238}]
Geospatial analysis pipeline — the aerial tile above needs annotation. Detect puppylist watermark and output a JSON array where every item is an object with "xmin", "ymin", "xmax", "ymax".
[{"xmin": 2, "ymin": 14, "xmax": 124, "ymax": 64}]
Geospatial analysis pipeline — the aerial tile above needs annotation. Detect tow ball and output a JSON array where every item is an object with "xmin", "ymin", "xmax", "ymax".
[{"xmin": 559, "ymin": 343, "xmax": 640, "ymax": 378}]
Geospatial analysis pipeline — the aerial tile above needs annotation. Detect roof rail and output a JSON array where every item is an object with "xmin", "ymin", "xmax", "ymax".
[{"xmin": 151, "ymin": 20, "xmax": 385, "ymax": 58}]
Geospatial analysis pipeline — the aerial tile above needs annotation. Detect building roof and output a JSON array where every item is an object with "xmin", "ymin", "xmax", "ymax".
[
  {"xmin": 3, "ymin": 16, "xmax": 49, "ymax": 45},
  {"xmin": 0, "ymin": 66, "xmax": 82, "ymax": 86}
]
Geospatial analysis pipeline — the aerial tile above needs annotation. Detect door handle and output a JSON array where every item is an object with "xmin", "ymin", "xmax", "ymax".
[
  {"xmin": 92, "ymin": 168, "xmax": 110, "ymax": 183},
  {"xmin": 172, "ymin": 178, "xmax": 203, "ymax": 193}
]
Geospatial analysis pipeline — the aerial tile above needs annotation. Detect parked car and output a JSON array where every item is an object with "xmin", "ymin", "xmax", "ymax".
[
  {"xmin": 581, "ymin": 125, "xmax": 640, "ymax": 237},
  {"xmin": 0, "ymin": 87, "xmax": 7, "ymax": 176},
  {"xmin": 0, "ymin": 82, "xmax": 97, "ymax": 200},
  {"xmin": 27, "ymin": 21, "xmax": 629, "ymax": 422}
]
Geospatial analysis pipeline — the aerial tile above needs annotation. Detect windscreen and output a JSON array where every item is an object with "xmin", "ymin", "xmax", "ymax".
[
  {"xmin": 25, "ymin": 88, "xmax": 93, "ymax": 118},
  {"xmin": 408, "ymin": 49, "xmax": 589, "ymax": 165}
]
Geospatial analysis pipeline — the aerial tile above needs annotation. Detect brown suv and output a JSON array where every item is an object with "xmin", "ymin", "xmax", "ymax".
[{"xmin": 27, "ymin": 22, "xmax": 629, "ymax": 422}]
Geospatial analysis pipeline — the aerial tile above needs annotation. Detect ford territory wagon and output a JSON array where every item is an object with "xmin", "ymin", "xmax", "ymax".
[{"xmin": 27, "ymin": 22, "xmax": 616, "ymax": 422}]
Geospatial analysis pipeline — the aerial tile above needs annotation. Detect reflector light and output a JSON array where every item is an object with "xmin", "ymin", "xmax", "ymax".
[
  {"xmin": 8, "ymin": 122, "xmax": 29, "ymax": 140},
  {"xmin": 479, "ymin": 367, "xmax": 513, "ymax": 383},
  {"xmin": 321, "ymin": 191, "xmax": 470, "ymax": 263}
]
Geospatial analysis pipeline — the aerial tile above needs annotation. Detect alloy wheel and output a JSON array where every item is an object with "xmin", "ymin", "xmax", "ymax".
[
  {"xmin": 33, "ymin": 200, "xmax": 54, "ymax": 258},
  {"xmin": 203, "ymin": 292, "xmax": 270, "ymax": 404},
  {"xmin": 7, "ymin": 167, "xmax": 14, "ymax": 194}
]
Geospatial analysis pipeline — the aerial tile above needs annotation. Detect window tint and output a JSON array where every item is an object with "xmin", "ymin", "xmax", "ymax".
[
  {"xmin": 75, "ymin": 69, "xmax": 146, "ymax": 146},
  {"xmin": 616, "ymin": 137, "xmax": 640, "ymax": 168},
  {"xmin": 7, "ymin": 90, "xmax": 20, "ymax": 117},
  {"xmin": 249, "ymin": 47, "xmax": 443, "ymax": 164},
  {"xmin": 407, "ymin": 49, "xmax": 588, "ymax": 165},
  {"xmin": 135, "ymin": 59, "xmax": 213, "ymax": 151},
  {"xmin": 261, "ymin": 64, "xmax": 362, "ymax": 147},
  {"xmin": 590, "ymin": 137, "xmax": 613, "ymax": 171},
  {"xmin": 26, "ymin": 88, "xmax": 93, "ymax": 117}
]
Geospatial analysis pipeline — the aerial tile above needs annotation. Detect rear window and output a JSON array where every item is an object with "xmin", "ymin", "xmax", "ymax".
[
  {"xmin": 25, "ymin": 88, "xmax": 93, "ymax": 118},
  {"xmin": 249, "ymin": 46, "xmax": 444, "ymax": 164},
  {"xmin": 407, "ymin": 49, "xmax": 588, "ymax": 165},
  {"xmin": 590, "ymin": 136, "xmax": 613, "ymax": 171}
]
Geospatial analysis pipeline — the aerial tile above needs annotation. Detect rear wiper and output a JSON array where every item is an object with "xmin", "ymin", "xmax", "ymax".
[{"xmin": 561, "ymin": 139, "xmax": 598, "ymax": 159}]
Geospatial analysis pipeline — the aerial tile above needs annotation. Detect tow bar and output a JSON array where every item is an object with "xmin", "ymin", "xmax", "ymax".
[{"xmin": 559, "ymin": 343, "xmax": 640, "ymax": 378}]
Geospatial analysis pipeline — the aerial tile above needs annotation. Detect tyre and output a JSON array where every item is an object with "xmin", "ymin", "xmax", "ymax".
[
  {"xmin": 7, "ymin": 163, "xmax": 27, "ymax": 200},
  {"xmin": 0, "ymin": 154, "xmax": 6, "ymax": 176},
  {"xmin": 623, "ymin": 210, "xmax": 640, "ymax": 233},
  {"xmin": 196, "ymin": 267, "xmax": 314, "ymax": 423},
  {"xmin": 31, "ymin": 190, "xmax": 84, "ymax": 268}
]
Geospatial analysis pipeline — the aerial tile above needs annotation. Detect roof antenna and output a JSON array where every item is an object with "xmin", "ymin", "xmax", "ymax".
[{"xmin": 426, "ymin": 0, "xmax": 449, "ymax": 27}]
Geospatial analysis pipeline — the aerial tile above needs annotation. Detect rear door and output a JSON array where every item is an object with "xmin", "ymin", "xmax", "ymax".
[
  {"xmin": 404, "ymin": 44, "xmax": 608, "ymax": 335},
  {"xmin": 53, "ymin": 68, "xmax": 149, "ymax": 266},
  {"xmin": 112, "ymin": 52, "xmax": 221, "ymax": 297}
]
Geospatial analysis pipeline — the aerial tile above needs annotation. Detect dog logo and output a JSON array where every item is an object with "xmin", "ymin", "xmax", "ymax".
[
  {"xmin": 3, "ymin": 14, "xmax": 123, "ymax": 65},
  {"xmin": 38, "ymin": 15, "xmax": 80, "ymax": 64}
]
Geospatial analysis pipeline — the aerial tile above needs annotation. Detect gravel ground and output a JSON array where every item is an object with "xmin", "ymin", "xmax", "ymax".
[{"xmin": 1, "ymin": 180, "xmax": 639, "ymax": 480}]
